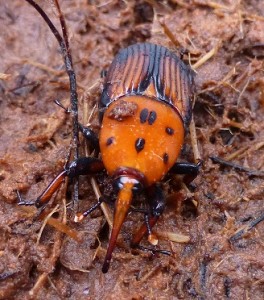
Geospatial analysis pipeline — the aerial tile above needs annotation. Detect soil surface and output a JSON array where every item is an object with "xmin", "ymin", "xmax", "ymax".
[{"xmin": 0, "ymin": 1, "xmax": 264, "ymax": 299}]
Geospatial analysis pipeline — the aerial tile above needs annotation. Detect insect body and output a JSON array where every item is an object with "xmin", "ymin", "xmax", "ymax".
[
  {"xmin": 100, "ymin": 43, "xmax": 194, "ymax": 182},
  {"xmin": 98, "ymin": 43, "xmax": 195, "ymax": 271},
  {"xmin": 19, "ymin": 42, "xmax": 198, "ymax": 273}
]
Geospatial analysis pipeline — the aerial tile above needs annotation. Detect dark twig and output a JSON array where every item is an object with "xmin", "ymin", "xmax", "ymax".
[
  {"xmin": 199, "ymin": 259, "xmax": 208, "ymax": 297},
  {"xmin": 0, "ymin": 271, "xmax": 17, "ymax": 281},
  {"xmin": 210, "ymin": 156, "xmax": 264, "ymax": 177},
  {"xmin": 229, "ymin": 212, "xmax": 264, "ymax": 242},
  {"xmin": 135, "ymin": 245, "xmax": 171, "ymax": 256}
]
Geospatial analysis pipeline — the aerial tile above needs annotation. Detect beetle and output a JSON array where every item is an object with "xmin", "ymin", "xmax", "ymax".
[
  {"xmin": 19, "ymin": 1, "xmax": 200, "ymax": 274},
  {"xmin": 97, "ymin": 43, "xmax": 200, "ymax": 272}
]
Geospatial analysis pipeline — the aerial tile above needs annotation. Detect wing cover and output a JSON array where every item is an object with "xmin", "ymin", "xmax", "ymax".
[{"xmin": 100, "ymin": 43, "xmax": 195, "ymax": 125}]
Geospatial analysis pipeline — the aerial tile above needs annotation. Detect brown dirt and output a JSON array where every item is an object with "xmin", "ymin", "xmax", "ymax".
[{"xmin": 0, "ymin": 0, "xmax": 264, "ymax": 299}]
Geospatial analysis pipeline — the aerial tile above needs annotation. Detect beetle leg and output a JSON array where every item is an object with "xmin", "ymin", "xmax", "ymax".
[
  {"xmin": 131, "ymin": 184, "xmax": 166, "ymax": 248},
  {"xmin": 17, "ymin": 170, "xmax": 67, "ymax": 208},
  {"xmin": 74, "ymin": 196, "xmax": 105, "ymax": 222},
  {"xmin": 78, "ymin": 123, "xmax": 99, "ymax": 155},
  {"xmin": 144, "ymin": 213, "xmax": 152, "ymax": 237},
  {"xmin": 170, "ymin": 159, "xmax": 202, "ymax": 184},
  {"xmin": 17, "ymin": 157, "xmax": 104, "ymax": 208},
  {"xmin": 130, "ymin": 208, "xmax": 157, "ymax": 243}
]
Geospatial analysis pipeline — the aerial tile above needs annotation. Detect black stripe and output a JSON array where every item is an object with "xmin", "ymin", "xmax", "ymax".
[{"xmin": 123, "ymin": 46, "xmax": 134, "ymax": 93}]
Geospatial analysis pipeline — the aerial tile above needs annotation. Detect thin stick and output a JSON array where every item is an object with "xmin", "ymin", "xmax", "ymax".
[
  {"xmin": 192, "ymin": 42, "xmax": 220, "ymax": 70},
  {"xmin": 0, "ymin": 73, "xmax": 11, "ymax": 80},
  {"xmin": 37, "ymin": 204, "xmax": 60, "ymax": 245},
  {"xmin": 229, "ymin": 213, "xmax": 264, "ymax": 241},
  {"xmin": 21, "ymin": 59, "xmax": 64, "ymax": 76},
  {"xmin": 90, "ymin": 178, "xmax": 113, "ymax": 228},
  {"xmin": 210, "ymin": 156, "xmax": 264, "ymax": 177},
  {"xmin": 189, "ymin": 115, "xmax": 201, "ymax": 161}
]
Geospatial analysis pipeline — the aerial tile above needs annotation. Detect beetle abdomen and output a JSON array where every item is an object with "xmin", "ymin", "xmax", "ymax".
[{"xmin": 100, "ymin": 43, "xmax": 194, "ymax": 125}]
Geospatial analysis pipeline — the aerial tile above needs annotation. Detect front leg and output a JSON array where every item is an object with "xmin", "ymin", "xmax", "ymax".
[
  {"xmin": 131, "ymin": 184, "xmax": 165, "ymax": 248},
  {"xmin": 78, "ymin": 124, "xmax": 100, "ymax": 155},
  {"xmin": 170, "ymin": 160, "xmax": 202, "ymax": 184},
  {"xmin": 17, "ymin": 157, "xmax": 104, "ymax": 208},
  {"xmin": 131, "ymin": 160, "xmax": 201, "ymax": 248}
]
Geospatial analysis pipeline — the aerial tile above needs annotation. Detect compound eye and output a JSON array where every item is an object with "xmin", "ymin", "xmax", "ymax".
[
  {"xmin": 113, "ymin": 178, "xmax": 123, "ymax": 191},
  {"xmin": 132, "ymin": 181, "xmax": 143, "ymax": 194}
]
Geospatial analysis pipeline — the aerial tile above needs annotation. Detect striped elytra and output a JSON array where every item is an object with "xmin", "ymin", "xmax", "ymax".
[{"xmin": 100, "ymin": 43, "xmax": 194, "ymax": 125}]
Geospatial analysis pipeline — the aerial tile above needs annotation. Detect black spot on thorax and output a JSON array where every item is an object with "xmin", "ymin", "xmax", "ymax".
[
  {"xmin": 140, "ymin": 108, "xmax": 149, "ymax": 123},
  {"xmin": 148, "ymin": 111, "xmax": 157, "ymax": 125},
  {"xmin": 135, "ymin": 138, "xmax": 145, "ymax": 152},
  {"xmin": 165, "ymin": 127, "xmax": 174, "ymax": 135},
  {"xmin": 163, "ymin": 153, "xmax": 169, "ymax": 163},
  {"xmin": 106, "ymin": 137, "xmax": 115, "ymax": 146}
]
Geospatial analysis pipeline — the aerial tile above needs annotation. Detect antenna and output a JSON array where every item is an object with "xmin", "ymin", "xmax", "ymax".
[{"xmin": 25, "ymin": 0, "xmax": 80, "ymax": 203}]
